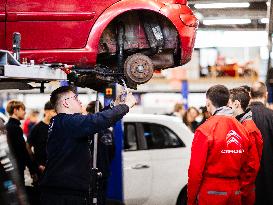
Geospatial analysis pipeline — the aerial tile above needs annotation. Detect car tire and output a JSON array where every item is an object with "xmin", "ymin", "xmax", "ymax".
[{"xmin": 176, "ymin": 185, "xmax": 187, "ymax": 205}]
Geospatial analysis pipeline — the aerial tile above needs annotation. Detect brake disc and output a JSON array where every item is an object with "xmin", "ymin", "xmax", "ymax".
[{"xmin": 124, "ymin": 53, "xmax": 154, "ymax": 84}]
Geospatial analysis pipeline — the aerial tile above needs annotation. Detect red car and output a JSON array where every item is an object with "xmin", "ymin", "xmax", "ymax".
[{"xmin": 0, "ymin": 0, "xmax": 198, "ymax": 87}]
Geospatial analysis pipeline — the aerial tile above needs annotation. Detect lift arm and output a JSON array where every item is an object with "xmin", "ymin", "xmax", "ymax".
[{"xmin": 0, "ymin": 50, "xmax": 67, "ymax": 82}]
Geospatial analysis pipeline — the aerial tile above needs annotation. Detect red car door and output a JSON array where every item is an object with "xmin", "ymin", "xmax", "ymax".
[
  {"xmin": 0, "ymin": 0, "xmax": 5, "ymax": 49},
  {"xmin": 5, "ymin": 0, "xmax": 120, "ymax": 51}
]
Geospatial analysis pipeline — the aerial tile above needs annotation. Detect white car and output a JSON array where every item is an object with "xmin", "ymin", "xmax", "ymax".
[{"xmin": 123, "ymin": 114, "xmax": 193, "ymax": 205}]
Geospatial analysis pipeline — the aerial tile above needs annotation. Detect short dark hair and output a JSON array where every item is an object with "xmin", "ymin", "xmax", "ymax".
[
  {"xmin": 86, "ymin": 101, "xmax": 103, "ymax": 114},
  {"xmin": 240, "ymin": 85, "xmax": 251, "ymax": 93},
  {"xmin": 230, "ymin": 87, "xmax": 250, "ymax": 111},
  {"xmin": 50, "ymin": 86, "xmax": 76, "ymax": 109},
  {"xmin": 206, "ymin": 85, "xmax": 229, "ymax": 108},
  {"xmin": 199, "ymin": 106, "xmax": 207, "ymax": 114},
  {"xmin": 44, "ymin": 101, "xmax": 54, "ymax": 110},
  {"xmin": 251, "ymin": 82, "xmax": 267, "ymax": 99}
]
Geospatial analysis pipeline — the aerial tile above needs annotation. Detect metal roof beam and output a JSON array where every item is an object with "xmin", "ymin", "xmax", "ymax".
[
  {"xmin": 198, "ymin": 23, "xmax": 266, "ymax": 30},
  {"xmin": 196, "ymin": 8, "xmax": 266, "ymax": 19}
]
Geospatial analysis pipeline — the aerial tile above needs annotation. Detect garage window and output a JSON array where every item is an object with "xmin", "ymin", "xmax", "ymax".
[{"xmin": 142, "ymin": 123, "xmax": 185, "ymax": 149}]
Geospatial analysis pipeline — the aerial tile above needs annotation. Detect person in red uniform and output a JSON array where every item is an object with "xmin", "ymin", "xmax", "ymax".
[
  {"xmin": 229, "ymin": 87, "xmax": 263, "ymax": 205},
  {"xmin": 187, "ymin": 84, "xmax": 251, "ymax": 205}
]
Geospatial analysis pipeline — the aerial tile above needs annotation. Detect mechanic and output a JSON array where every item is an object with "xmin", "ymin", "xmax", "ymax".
[
  {"xmin": 86, "ymin": 101, "xmax": 115, "ymax": 205},
  {"xmin": 229, "ymin": 87, "xmax": 263, "ymax": 205},
  {"xmin": 40, "ymin": 85, "xmax": 136, "ymax": 205},
  {"xmin": 5, "ymin": 100, "xmax": 38, "ymax": 185},
  {"xmin": 187, "ymin": 84, "xmax": 251, "ymax": 205},
  {"xmin": 249, "ymin": 82, "xmax": 273, "ymax": 205}
]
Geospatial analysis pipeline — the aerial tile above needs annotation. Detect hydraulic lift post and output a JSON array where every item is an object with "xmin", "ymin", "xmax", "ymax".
[{"xmin": 90, "ymin": 91, "xmax": 102, "ymax": 205}]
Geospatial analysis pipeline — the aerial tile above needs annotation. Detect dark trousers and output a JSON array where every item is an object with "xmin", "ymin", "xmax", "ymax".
[
  {"xmin": 97, "ymin": 178, "xmax": 107, "ymax": 205},
  {"xmin": 18, "ymin": 167, "xmax": 25, "ymax": 186},
  {"xmin": 41, "ymin": 192, "xmax": 88, "ymax": 205}
]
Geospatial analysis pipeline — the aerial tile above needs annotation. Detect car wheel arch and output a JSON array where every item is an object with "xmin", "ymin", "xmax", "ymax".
[
  {"xmin": 86, "ymin": 0, "xmax": 181, "ymax": 62},
  {"xmin": 96, "ymin": 10, "xmax": 181, "ymax": 71}
]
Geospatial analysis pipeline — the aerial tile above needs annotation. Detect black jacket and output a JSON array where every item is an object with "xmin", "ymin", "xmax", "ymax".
[
  {"xmin": 27, "ymin": 121, "xmax": 49, "ymax": 166},
  {"xmin": 40, "ymin": 104, "xmax": 129, "ymax": 195},
  {"xmin": 5, "ymin": 118, "xmax": 37, "ymax": 179},
  {"xmin": 96, "ymin": 129, "xmax": 115, "ymax": 178},
  {"xmin": 249, "ymin": 102, "xmax": 273, "ymax": 205}
]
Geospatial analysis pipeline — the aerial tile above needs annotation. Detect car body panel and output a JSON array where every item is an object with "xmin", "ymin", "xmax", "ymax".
[
  {"xmin": 2, "ymin": 0, "xmax": 197, "ymax": 67},
  {"xmin": 5, "ymin": 0, "xmax": 120, "ymax": 50},
  {"xmin": 123, "ymin": 114, "xmax": 193, "ymax": 205},
  {"xmin": 148, "ymin": 148, "xmax": 189, "ymax": 205},
  {"xmin": 0, "ymin": 0, "xmax": 5, "ymax": 49},
  {"xmin": 123, "ymin": 151, "xmax": 152, "ymax": 205},
  {"xmin": 160, "ymin": 4, "xmax": 198, "ymax": 64}
]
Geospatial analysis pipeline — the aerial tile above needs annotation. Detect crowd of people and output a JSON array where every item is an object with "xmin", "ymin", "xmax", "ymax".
[
  {"xmin": 187, "ymin": 82, "xmax": 273, "ymax": 205},
  {"xmin": 168, "ymin": 103, "xmax": 211, "ymax": 133},
  {"xmin": 0, "ymin": 81, "xmax": 273, "ymax": 205}
]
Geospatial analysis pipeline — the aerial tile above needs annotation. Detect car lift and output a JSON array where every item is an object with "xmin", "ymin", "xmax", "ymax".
[
  {"xmin": 0, "ymin": 33, "xmax": 124, "ymax": 92},
  {"xmin": 0, "ymin": 49, "xmax": 67, "ymax": 91}
]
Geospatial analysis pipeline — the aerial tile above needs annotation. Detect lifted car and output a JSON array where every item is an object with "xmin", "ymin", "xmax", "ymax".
[{"xmin": 0, "ymin": 0, "xmax": 198, "ymax": 88}]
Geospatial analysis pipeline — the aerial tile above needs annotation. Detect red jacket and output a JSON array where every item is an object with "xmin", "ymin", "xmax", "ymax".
[
  {"xmin": 188, "ymin": 114, "xmax": 250, "ymax": 205},
  {"xmin": 240, "ymin": 119, "xmax": 263, "ymax": 198},
  {"xmin": 242, "ymin": 119, "xmax": 263, "ymax": 160}
]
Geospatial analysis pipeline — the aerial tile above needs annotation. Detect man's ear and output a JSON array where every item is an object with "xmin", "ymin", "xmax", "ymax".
[
  {"xmin": 234, "ymin": 100, "xmax": 241, "ymax": 108},
  {"xmin": 62, "ymin": 101, "xmax": 69, "ymax": 109},
  {"xmin": 206, "ymin": 99, "xmax": 211, "ymax": 112},
  {"xmin": 13, "ymin": 108, "xmax": 18, "ymax": 115}
]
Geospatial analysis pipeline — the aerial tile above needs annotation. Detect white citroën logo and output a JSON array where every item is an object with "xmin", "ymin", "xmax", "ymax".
[
  {"xmin": 221, "ymin": 130, "xmax": 244, "ymax": 154},
  {"xmin": 226, "ymin": 130, "xmax": 242, "ymax": 148}
]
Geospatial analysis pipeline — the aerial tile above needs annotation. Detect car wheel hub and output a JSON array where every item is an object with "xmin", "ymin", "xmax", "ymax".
[{"xmin": 124, "ymin": 53, "xmax": 154, "ymax": 84}]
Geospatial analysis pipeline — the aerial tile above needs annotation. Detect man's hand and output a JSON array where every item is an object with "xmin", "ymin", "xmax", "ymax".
[
  {"xmin": 39, "ymin": 165, "xmax": 45, "ymax": 173},
  {"xmin": 124, "ymin": 92, "xmax": 136, "ymax": 108},
  {"xmin": 114, "ymin": 84, "xmax": 125, "ymax": 105},
  {"xmin": 114, "ymin": 84, "xmax": 136, "ymax": 108}
]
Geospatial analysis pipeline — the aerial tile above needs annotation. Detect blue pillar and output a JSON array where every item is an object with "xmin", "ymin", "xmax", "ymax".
[
  {"xmin": 60, "ymin": 80, "xmax": 69, "ymax": 87},
  {"xmin": 107, "ymin": 121, "xmax": 123, "ymax": 202},
  {"xmin": 104, "ymin": 85, "xmax": 124, "ymax": 203},
  {"xmin": 181, "ymin": 80, "xmax": 189, "ymax": 109}
]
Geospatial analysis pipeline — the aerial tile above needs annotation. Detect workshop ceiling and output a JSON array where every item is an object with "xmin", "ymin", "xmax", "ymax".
[{"xmin": 188, "ymin": 0, "xmax": 269, "ymax": 30}]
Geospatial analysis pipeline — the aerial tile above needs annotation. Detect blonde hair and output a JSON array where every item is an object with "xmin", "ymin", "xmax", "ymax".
[
  {"xmin": 174, "ymin": 103, "xmax": 184, "ymax": 112},
  {"xmin": 6, "ymin": 100, "xmax": 25, "ymax": 116}
]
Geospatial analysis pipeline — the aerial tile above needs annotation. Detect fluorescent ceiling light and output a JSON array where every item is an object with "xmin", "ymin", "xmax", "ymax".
[
  {"xmin": 261, "ymin": 18, "xmax": 269, "ymax": 24},
  {"xmin": 203, "ymin": 19, "xmax": 251, "ymax": 25},
  {"xmin": 194, "ymin": 3, "xmax": 250, "ymax": 9},
  {"xmin": 195, "ymin": 31, "xmax": 268, "ymax": 48}
]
